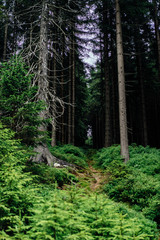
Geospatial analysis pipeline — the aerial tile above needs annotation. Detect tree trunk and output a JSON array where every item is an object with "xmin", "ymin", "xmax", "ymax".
[
  {"xmin": 68, "ymin": 45, "xmax": 72, "ymax": 144},
  {"xmin": 72, "ymin": 31, "xmax": 75, "ymax": 145},
  {"xmin": 116, "ymin": 0, "xmax": 129, "ymax": 162},
  {"xmin": 38, "ymin": 0, "xmax": 49, "ymax": 133},
  {"xmin": 103, "ymin": 3, "xmax": 111, "ymax": 147},
  {"xmin": 3, "ymin": 18, "xmax": 8, "ymax": 61},
  {"xmin": 61, "ymin": 37, "xmax": 65, "ymax": 144},
  {"xmin": 153, "ymin": 0, "xmax": 160, "ymax": 81},
  {"xmin": 51, "ymin": 53, "xmax": 57, "ymax": 146},
  {"xmin": 110, "ymin": 8, "xmax": 118, "ymax": 145},
  {"xmin": 134, "ymin": 19, "xmax": 148, "ymax": 147},
  {"xmin": 33, "ymin": 0, "xmax": 55, "ymax": 165},
  {"xmin": 137, "ymin": 50, "xmax": 148, "ymax": 146}
]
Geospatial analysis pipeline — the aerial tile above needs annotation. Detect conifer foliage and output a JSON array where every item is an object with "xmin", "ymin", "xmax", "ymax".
[
  {"xmin": 0, "ymin": 123, "xmax": 33, "ymax": 236},
  {"xmin": 0, "ymin": 124, "xmax": 159, "ymax": 239},
  {"xmin": 0, "ymin": 56, "xmax": 45, "ymax": 145},
  {"xmin": 0, "ymin": 0, "xmax": 160, "ymax": 239}
]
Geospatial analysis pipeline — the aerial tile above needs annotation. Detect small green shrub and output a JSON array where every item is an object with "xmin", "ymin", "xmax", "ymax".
[
  {"xmin": 25, "ymin": 162, "xmax": 78, "ymax": 187},
  {"xmin": 0, "ymin": 133, "xmax": 158, "ymax": 239},
  {"xmin": 98, "ymin": 145, "xmax": 160, "ymax": 225},
  {"xmin": 105, "ymin": 171, "xmax": 160, "ymax": 206},
  {"xmin": 0, "ymin": 123, "xmax": 33, "ymax": 235},
  {"xmin": 0, "ymin": 56, "xmax": 46, "ymax": 145},
  {"xmin": 27, "ymin": 189, "xmax": 158, "ymax": 240},
  {"xmin": 128, "ymin": 145, "xmax": 160, "ymax": 177},
  {"xmin": 49, "ymin": 144, "xmax": 88, "ymax": 168},
  {"xmin": 93, "ymin": 145, "xmax": 122, "ymax": 168},
  {"xmin": 94, "ymin": 145, "xmax": 160, "ymax": 177}
]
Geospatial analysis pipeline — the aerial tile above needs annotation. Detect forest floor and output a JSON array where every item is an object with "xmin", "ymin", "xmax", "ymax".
[{"xmin": 74, "ymin": 161, "xmax": 110, "ymax": 192}]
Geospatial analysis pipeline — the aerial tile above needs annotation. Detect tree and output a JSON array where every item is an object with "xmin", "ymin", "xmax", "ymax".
[
  {"xmin": 153, "ymin": 0, "xmax": 160, "ymax": 81},
  {"xmin": 116, "ymin": 0, "xmax": 129, "ymax": 162},
  {"xmin": 0, "ymin": 56, "xmax": 44, "ymax": 145},
  {"xmin": 103, "ymin": 0, "xmax": 112, "ymax": 147}
]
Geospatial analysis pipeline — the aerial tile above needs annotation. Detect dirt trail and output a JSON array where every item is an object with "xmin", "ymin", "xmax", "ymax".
[
  {"xmin": 89, "ymin": 165, "xmax": 105, "ymax": 191},
  {"xmin": 76, "ymin": 162, "xmax": 109, "ymax": 192}
]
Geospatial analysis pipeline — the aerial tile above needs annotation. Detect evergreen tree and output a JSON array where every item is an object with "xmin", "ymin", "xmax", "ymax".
[
  {"xmin": 116, "ymin": 0, "xmax": 129, "ymax": 162},
  {"xmin": 0, "ymin": 56, "xmax": 45, "ymax": 145}
]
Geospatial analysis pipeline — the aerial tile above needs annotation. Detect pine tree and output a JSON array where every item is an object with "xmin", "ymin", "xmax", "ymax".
[
  {"xmin": 116, "ymin": 0, "xmax": 129, "ymax": 162},
  {"xmin": 0, "ymin": 56, "xmax": 45, "ymax": 145}
]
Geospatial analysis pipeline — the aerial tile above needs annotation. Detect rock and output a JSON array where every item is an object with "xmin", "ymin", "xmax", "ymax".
[{"xmin": 54, "ymin": 163, "xmax": 61, "ymax": 167}]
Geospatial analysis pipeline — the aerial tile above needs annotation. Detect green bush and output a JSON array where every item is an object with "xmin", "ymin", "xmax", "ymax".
[
  {"xmin": 128, "ymin": 145, "xmax": 160, "ymax": 177},
  {"xmin": 0, "ymin": 133, "xmax": 158, "ymax": 239},
  {"xmin": 0, "ymin": 123, "xmax": 33, "ymax": 235},
  {"xmin": 25, "ymin": 162, "xmax": 78, "ymax": 187},
  {"xmin": 93, "ymin": 145, "xmax": 122, "ymax": 168},
  {"xmin": 27, "ymin": 189, "xmax": 158, "ymax": 240},
  {"xmin": 0, "ymin": 56, "xmax": 45, "ymax": 145},
  {"xmin": 104, "ymin": 171, "xmax": 160, "ymax": 207},
  {"xmin": 94, "ymin": 145, "xmax": 160, "ymax": 177},
  {"xmin": 49, "ymin": 144, "xmax": 88, "ymax": 168},
  {"xmin": 96, "ymin": 145, "xmax": 160, "ymax": 225}
]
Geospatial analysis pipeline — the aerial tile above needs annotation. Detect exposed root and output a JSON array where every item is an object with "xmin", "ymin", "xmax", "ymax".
[{"xmin": 31, "ymin": 143, "xmax": 75, "ymax": 168}]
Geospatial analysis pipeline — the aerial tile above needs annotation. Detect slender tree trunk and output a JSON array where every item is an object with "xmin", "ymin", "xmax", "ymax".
[
  {"xmin": 116, "ymin": 0, "xmax": 129, "ymax": 162},
  {"xmin": 3, "ymin": 18, "xmax": 8, "ymax": 61},
  {"xmin": 110, "ymin": 8, "xmax": 117, "ymax": 145},
  {"xmin": 100, "ymin": 33, "xmax": 105, "ymax": 147},
  {"xmin": 134, "ymin": 19, "xmax": 148, "ymax": 146},
  {"xmin": 68, "ymin": 45, "xmax": 72, "ymax": 144},
  {"xmin": 111, "ymin": 64, "xmax": 117, "ymax": 144},
  {"xmin": 137, "ymin": 51, "xmax": 148, "ymax": 146},
  {"xmin": 61, "ymin": 37, "xmax": 65, "ymax": 144},
  {"xmin": 51, "ymin": 53, "xmax": 57, "ymax": 146},
  {"xmin": 153, "ymin": 0, "xmax": 160, "ymax": 81},
  {"xmin": 72, "ymin": 31, "xmax": 75, "ymax": 145},
  {"xmin": 103, "ymin": 3, "xmax": 111, "ymax": 147},
  {"xmin": 12, "ymin": 0, "xmax": 17, "ymax": 54}
]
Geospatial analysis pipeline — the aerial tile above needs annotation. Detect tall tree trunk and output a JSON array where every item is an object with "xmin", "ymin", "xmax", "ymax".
[
  {"xmin": 38, "ymin": 0, "xmax": 49, "ymax": 133},
  {"xmin": 116, "ymin": 0, "xmax": 129, "ymax": 162},
  {"xmin": 33, "ymin": 0, "xmax": 70, "ymax": 167},
  {"xmin": 153, "ymin": 0, "xmax": 160, "ymax": 81},
  {"xmin": 103, "ymin": 3, "xmax": 111, "ymax": 147},
  {"xmin": 134, "ymin": 19, "xmax": 148, "ymax": 146},
  {"xmin": 51, "ymin": 53, "xmax": 57, "ymax": 146},
  {"xmin": 137, "ymin": 50, "xmax": 148, "ymax": 146},
  {"xmin": 3, "ymin": 18, "xmax": 8, "ymax": 61},
  {"xmin": 68, "ymin": 45, "xmax": 72, "ymax": 144},
  {"xmin": 72, "ymin": 31, "xmax": 75, "ymax": 145},
  {"xmin": 12, "ymin": 0, "xmax": 18, "ymax": 55},
  {"xmin": 110, "ymin": 8, "xmax": 118, "ymax": 145},
  {"xmin": 61, "ymin": 37, "xmax": 65, "ymax": 144}
]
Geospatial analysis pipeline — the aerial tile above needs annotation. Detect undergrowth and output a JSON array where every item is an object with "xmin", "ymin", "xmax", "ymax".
[
  {"xmin": 94, "ymin": 145, "xmax": 160, "ymax": 226},
  {"xmin": 49, "ymin": 144, "xmax": 88, "ymax": 168},
  {"xmin": 25, "ymin": 162, "xmax": 78, "ymax": 187},
  {"xmin": 0, "ymin": 124, "xmax": 159, "ymax": 239}
]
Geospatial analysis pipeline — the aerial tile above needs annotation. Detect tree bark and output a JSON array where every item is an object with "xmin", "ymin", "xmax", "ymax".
[
  {"xmin": 51, "ymin": 52, "xmax": 57, "ymax": 146},
  {"xmin": 3, "ymin": 19, "xmax": 8, "ymax": 61},
  {"xmin": 137, "ymin": 50, "xmax": 148, "ymax": 146},
  {"xmin": 38, "ymin": 0, "xmax": 49, "ymax": 133},
  {"xmin": 116, "ymin": 0, "xmax": 129, "ymax": 162},
  {"xmin": 68, "ymin": 44, "xmax": 72, "ymax": 144},
  {"xmin": 32, "ymin": 0, "xmax": 57, "ymax": 165},
  {"xmin": 153, "ymin": 0, "xmax": 160, "ymax": 81},
  {"xmin": 72, "ymin": 30, "xmax": 75, "ymax": 145},
  {"xmin": 61, "ymin": 36, "xmax": 65, "ymax": 144},
  {"xmin": 103, "ymin": 3, "xmax": 111, "ymax": 147}
]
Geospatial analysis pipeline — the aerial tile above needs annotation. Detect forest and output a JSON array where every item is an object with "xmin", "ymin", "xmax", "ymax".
[{"xmin": 0, "ymin": 0, "xmax": 160, "ymax": 239}]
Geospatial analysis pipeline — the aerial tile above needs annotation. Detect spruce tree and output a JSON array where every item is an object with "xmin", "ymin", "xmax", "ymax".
[{"xmin": 0, "ymin": 56, "xmax": 45, "ymax": 145}]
